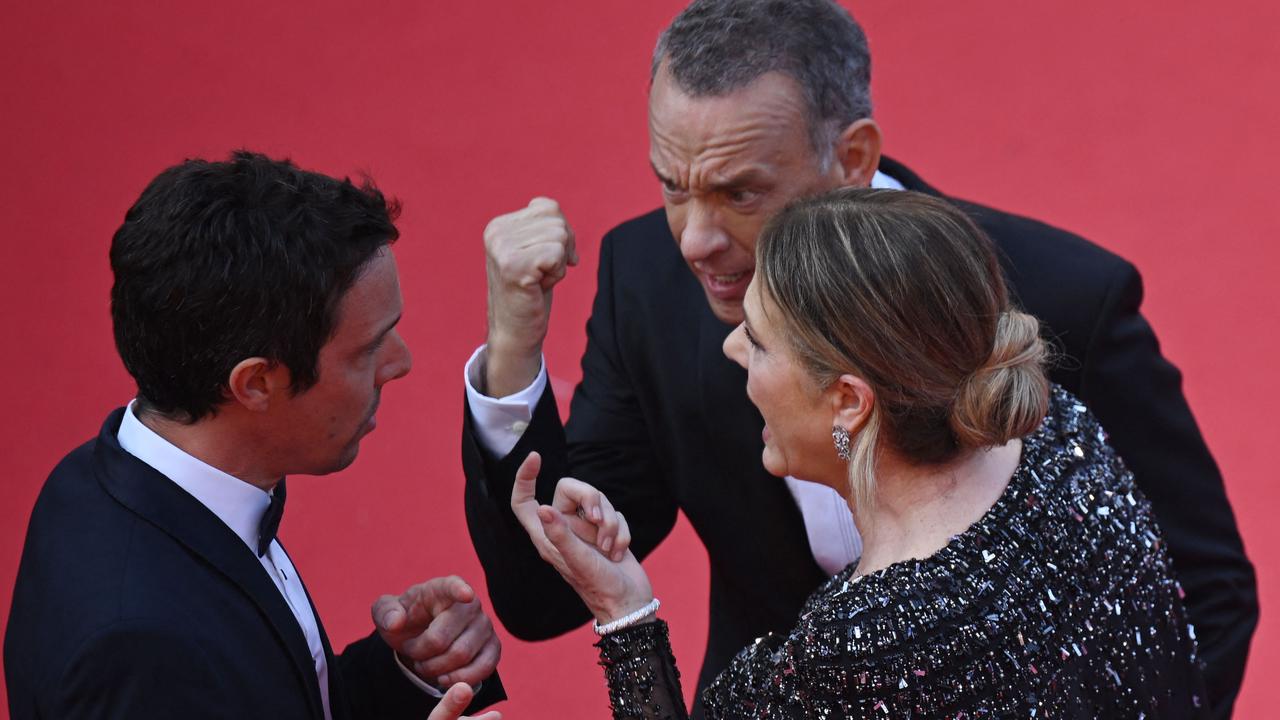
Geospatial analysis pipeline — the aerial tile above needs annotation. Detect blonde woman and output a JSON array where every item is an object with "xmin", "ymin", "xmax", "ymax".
[{"xmin": 512, "ymin": 188, "xmax": 1205, "ymax": 718}]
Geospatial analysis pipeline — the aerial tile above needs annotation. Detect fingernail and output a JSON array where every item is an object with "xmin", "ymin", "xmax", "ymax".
[
  {"xmin": 437, "ymin": 675, "xmax": 449, "ymax": 686},
  {"xmin": 601, "ymin": 537, "xmax": 613, "ymax": 553},
  {"xmin": 591, "ymin": 506, "xmax": 602, "ymax": 522}
]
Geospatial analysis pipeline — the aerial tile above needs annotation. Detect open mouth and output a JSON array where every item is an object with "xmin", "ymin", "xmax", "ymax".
[{"xmin": 702, "ymin": 268, "xmax": 753, "ymax": 298}]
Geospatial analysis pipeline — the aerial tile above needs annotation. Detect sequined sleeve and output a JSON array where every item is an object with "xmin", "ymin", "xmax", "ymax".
[{"xmin": 595, "ymin": 620, "xmax": 689, "ymax": 720}]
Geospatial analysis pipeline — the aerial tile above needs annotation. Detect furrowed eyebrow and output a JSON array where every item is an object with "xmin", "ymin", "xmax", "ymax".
[
  {"xmin": 650, "ymin": 162, "xmax": 679, "ymax": 187},
  {"xmin": 706, "ymin": 168, "xmax": 767, "ymax": 193},
  {"xmin": 651, "ymin": 163, "xmax": 769, "ymax": 193}
]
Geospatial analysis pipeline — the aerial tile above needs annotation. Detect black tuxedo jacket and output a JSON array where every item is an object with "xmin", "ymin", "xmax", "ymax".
[
  {"xmin": 6, "ymin": 408, "xmax": 504, "ymax": 719},
  {"xmin": 462, "ymin": 158, "xmax": 1255, "ymax": 718}
]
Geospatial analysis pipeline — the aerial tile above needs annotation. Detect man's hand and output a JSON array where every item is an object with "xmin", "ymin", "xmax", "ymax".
[
  {"xmin": 483, "ymin": 197, "xmax": 577, "ymax": 397},
  {"xmin": 428, "ymin": 682, "xmax": 502, "ymax": 720},
  {"xmin": 372, "ymin": 576, "xmax": 501, "ymax": 689}
]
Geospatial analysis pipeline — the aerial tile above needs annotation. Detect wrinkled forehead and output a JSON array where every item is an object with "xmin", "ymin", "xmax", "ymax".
[{"xmin": 647, "ymin": 68, "xmax": 813, "ymax": 168}]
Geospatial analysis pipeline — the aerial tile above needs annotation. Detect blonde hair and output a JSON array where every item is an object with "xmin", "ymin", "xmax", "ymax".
[{"xmin": 756, "ymin": 188, "xmax": 1049, "ymax": 510}]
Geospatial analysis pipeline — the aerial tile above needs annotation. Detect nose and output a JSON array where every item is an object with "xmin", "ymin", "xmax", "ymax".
[
  {"xmin": 678, "ymin": 201, "xmax": 730, "ymax": 265},
  {"xmin": 723, "ymin": 323, "xmax": 748, "ymax": 368},
  {"xmin": 380, "ymin": 331, "xmax": 413, "ymax": 385}
]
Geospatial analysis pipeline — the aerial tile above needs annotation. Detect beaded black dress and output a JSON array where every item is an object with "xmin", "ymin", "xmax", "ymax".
[{"xmin": 596, "ymin": 387, "xmax": 1207, "ymax": 719}]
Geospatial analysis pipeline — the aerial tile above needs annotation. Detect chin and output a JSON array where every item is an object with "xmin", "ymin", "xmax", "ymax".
[
  {"xmin": 761, "ymin": 449, "xmax": 787, "ymax": 478},
  {"xmin": 319, "ymin": 445, "xmax": 360, "ymax": 475},
  {"xmin": 706, "ymin": 295, "xmax": 745, "ymax": 326}
]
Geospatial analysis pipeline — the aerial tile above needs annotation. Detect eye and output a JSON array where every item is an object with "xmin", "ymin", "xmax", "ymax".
[
  {"xmin": 743, "ymin": 325, "xmax": 764, "ymax": 352},
  {"xmin": 727, "ymin": 188, "xmax": 761, "ymax": 206}
]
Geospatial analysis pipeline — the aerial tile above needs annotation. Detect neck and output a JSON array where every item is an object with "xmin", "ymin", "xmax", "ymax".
[
  {"xmin": 850, "ymin": 439, "xmax": 1021, "ymax": 577},
  {"xmin": 137, "ymin": 407, "xmax": 281, "ymax": 491}
]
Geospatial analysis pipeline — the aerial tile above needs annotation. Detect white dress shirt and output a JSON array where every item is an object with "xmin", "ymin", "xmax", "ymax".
[
  {"xmin": 117, "ymin": 402, "xmax": 440, "ymax": 720},
  {"xmin": 463, "ymin": 170, "xmax": 905, "ymax": 576}
]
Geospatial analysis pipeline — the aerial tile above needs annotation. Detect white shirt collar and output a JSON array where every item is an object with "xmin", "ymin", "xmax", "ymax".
[
  {"xmin": 871, "ymin": 169, "xmax": 906, "ymax": 191},
  {"xmin": 116, "ymin": 400, "xmax": 274, "ymax": 553}
]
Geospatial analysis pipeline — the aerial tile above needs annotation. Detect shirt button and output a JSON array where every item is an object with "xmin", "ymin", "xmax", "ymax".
[{"xmin": 511, "ymin": 421, "xmax": 529, "ymax": 433}]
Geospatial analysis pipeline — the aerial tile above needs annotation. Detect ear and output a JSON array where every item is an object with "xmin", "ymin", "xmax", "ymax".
[
  {"xmin": 829, "ymin": 118, "xmax": 883, "ymax": 189},
  {"xmin": 226, "ymin": 357, "xmax": 291, "ymax": 412},
  {"xmin": 829, "ymin": 373, "xmax": 875, "ymax": 434}
]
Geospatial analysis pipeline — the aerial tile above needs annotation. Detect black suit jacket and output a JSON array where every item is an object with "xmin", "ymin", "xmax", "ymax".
[
  {"xmin": 462, "ymin": 158, "xmax": 1256, "ymax": 718},
  {"xmin": 6, "ymin": 408, "xmax": 504, "ymax": 719}
]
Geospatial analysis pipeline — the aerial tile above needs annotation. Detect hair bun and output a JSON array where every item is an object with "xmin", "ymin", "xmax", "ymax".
[{"xmin": 950, "ymin": 310, "xmax": 1050, "ymax": 448}]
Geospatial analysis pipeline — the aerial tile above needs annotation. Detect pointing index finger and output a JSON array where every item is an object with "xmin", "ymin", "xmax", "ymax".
[{"xmin": 409, "ymin": 576, "xmax": 474, "ymax": 617}]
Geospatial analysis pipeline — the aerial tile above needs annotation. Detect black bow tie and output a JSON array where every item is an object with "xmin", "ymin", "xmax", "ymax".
[{"xmin": 257, "ymin": 479, "xmax": 287, "ymax": 557}]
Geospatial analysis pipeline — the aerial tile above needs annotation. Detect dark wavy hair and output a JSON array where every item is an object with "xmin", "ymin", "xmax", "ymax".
[{"xmin": 110, "ymin": 150, "xmax": 401, "ymax": 422}]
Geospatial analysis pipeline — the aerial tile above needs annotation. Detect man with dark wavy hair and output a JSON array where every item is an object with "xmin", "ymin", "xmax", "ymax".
[
  {"xmin": 461, "ymin": 1, "xmax": 1256, "ymax": 717},
  {"xmin": 7, "ymin": 151, "xmax": 504, "ymax": 720}
]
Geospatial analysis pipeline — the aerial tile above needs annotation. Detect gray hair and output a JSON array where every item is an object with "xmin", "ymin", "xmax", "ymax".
[{"xmin": 651, "ymin": 0, "xmax": 873, "ymax": 161}]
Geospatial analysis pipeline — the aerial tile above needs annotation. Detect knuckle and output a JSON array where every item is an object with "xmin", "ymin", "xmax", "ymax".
[
  {"xmin": 421, "ymin": 630, "xmax": 449, "ymax": 656},
  {"xmin": 482, "ymin": 217, "xmax": 509, "ymax": 244},
  {"xmin": 442, "ymin": 645, "xmax": 472, "ymax": 667}
]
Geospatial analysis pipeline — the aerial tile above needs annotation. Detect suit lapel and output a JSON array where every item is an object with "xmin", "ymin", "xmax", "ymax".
[{"xmin": 93, "ymin": 408, "xmax": 326, "ymax": 720}]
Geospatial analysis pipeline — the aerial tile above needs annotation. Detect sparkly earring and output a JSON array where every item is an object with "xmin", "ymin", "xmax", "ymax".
[{"xmin": 832, "ymin": 426, "xmax": 851, "ymax": 461}]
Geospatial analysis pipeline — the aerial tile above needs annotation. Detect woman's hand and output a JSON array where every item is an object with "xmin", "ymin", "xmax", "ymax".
[
  {"xmin": 426, "ymin": 682, "xmax": 501, "ymax": 720},
  {"xmin": 510, "ymin": 452, "xmax": 654, "ymax": 623}
]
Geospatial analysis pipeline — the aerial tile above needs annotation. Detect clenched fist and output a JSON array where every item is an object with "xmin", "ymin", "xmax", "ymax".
[{"xmin": 482, "ymin": 197, "xmax": 577, "ymax": 397}]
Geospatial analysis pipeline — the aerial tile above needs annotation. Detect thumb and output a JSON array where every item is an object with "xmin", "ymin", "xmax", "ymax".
[
  {"xmin": 511, "ymin": 452, "xmax": 541, "ymax": 508},
  {"xmin": 372, "ymin": 594, "xmax": 407, "ymax": 633},
  {"xmin": 427, "ymin": 682, "xmax": 474, "ymax": 720}
]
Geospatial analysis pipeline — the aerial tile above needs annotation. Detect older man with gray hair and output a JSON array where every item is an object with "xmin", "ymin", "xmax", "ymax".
[{"xmin": 461, "ymin": 1, "xmax": 1256, "ymax": 716}]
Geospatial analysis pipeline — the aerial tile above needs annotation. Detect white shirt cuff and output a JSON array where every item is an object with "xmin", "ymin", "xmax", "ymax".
[
  {"xmin": 394, "ymin": 652, "xmax": 446, "ymax": 698},
  {"xmin": 464, "ymin": 344, "xmax": 548, "ymax": 458}
]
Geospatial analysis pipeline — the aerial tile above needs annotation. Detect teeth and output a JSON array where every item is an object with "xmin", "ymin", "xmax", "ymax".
[{"xmin": 711, "ymin": 271, "xmax": 748, "ymax": 283}]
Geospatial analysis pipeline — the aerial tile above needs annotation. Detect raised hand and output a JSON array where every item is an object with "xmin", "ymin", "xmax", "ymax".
[
  {"xmin": 371, "ymin": 576, "xmax": 502, "ymax": 689},
  {"xmin": 427, "ymin": 682, "xmax": 503, "ymax": 720},
  {"xmin": 483, "ymin": 197, "xmax": 577, "ymax": 397},
  {"xmin": 510, "ymin": 452, "xmax": 653, "ymax": 624}
]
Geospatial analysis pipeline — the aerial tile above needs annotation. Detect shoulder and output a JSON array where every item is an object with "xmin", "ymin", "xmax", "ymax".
[
  {"xmin": 601, "ymin": 207, "xmax": 671, "ymax": 245},
  {"xmin": 598, "ymin": 208, "xmax": 687, "ymax": 283},
  {"xmin": 949, "ymin": 196, "xmax": 1136, "ymax": 302},
  {"xmin": 938, "ymin": 195, "xmax": 1144, "ymax": 384},
  {"xmin": 592, "ymin": 208, "xmax": 704, "ymax": 324},
  {"xmin": 7, "ymin": 433, "xmax": 174, "ymax": 692},
  {"xmin": 882, "ymin": 159, "xmax": 1139, "ymax": 337}
]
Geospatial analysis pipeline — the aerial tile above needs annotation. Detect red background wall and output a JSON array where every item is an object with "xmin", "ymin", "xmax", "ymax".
[{"xmin": 1, "ymin": 2, "xmax": 1276, "ymax": 717}]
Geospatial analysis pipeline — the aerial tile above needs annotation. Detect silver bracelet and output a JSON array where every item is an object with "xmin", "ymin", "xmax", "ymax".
[{"xmin": 593, "ymin": 598, "xmax": 661, "ymax": 636}]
